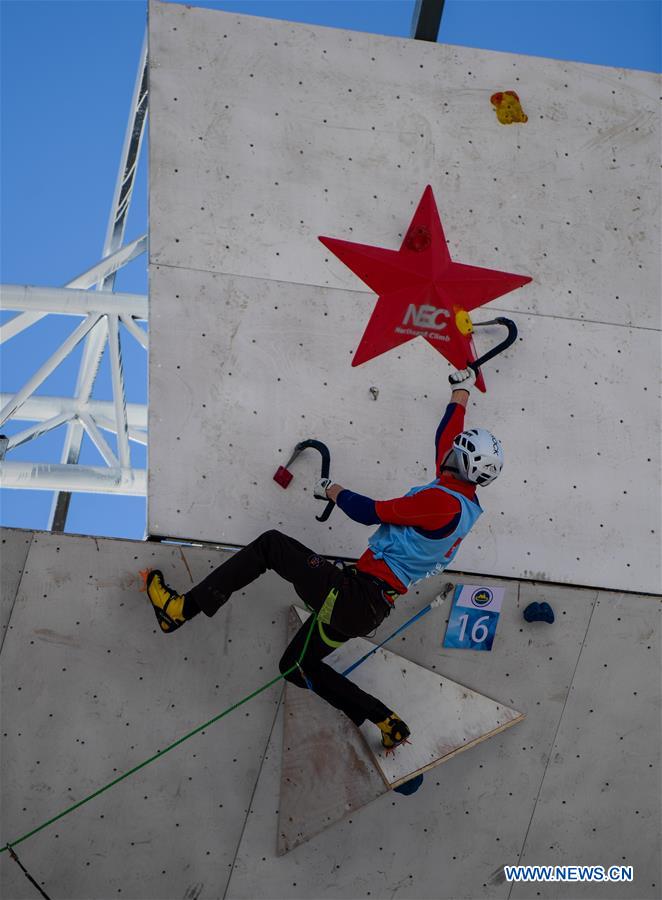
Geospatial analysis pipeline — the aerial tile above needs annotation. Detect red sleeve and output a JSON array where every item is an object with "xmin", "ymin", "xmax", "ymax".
[
  {"xmin": 435, "ymin": 402, "xmax": 466, "ymax": 476},
  {"xmin": 375, "ymin": 488, "xmax": 461, "ymax": 530}
]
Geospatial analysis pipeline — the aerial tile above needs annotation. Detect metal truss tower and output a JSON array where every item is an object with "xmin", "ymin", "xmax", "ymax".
[{"xmin": 0, "ymin": 34, "xmax": 149, "ymax": 531}]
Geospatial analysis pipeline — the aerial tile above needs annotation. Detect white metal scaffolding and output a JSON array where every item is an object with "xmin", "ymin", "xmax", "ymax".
[{"xmin": 0, "ymin": 33, "xmax": 149, "ymax": 525}]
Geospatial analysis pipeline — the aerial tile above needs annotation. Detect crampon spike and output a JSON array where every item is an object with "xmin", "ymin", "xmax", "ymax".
[{"xmin": 384, "ymin": 737, "xmax": 412, "ymax": 756}]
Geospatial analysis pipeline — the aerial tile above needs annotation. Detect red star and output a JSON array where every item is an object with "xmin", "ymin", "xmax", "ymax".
[{"xmin": 319, "ymin": 185, "xmax": 532, "ymax": 391}]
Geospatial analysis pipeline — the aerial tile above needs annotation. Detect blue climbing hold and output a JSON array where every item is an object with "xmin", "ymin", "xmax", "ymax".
[
  {"xmin": 523, "ymin": 601, "xmax": 540, "ymax": 621},
  {"xmin": 394, "ymin": 774, "xmax": 424, "ymax": 795},
  {"xmin": 523, "ymin": 601, "xmax": 555, "ymax": 624}
]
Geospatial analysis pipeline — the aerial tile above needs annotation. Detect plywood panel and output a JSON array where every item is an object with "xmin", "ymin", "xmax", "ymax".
[
  {"xmin": 278, "ymin": 602, "xmax": 521, "ymax": 854},
  {"xmin": 290, "ymin": 605, "xmax": 523, "ymax": 788},
  {"xmin": 148, "ymin": 264, "xmax": 660, "ymax": 593},
  {"xmin": 278, "ymin": 608, "xmax": 387, "ymax": 855}
]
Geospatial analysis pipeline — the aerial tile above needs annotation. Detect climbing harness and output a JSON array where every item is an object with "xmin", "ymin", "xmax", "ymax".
[
  {"xmin": 316, "ymin": 587, "xmax": 345, "ymax": 648},
  {"xmin": 302, "ymin": 587, "xmax": 344, "ymax": 649},
  {"xmin": 300, "ymin": 582, "xmax": 454, "ymax": 681},
  {"xmin": 341, "ymin": 582, "xmax": 454, "ymax": 678},
  {"xmin": 273, "ymin": 439, "xmax": 336, "ymax": 522}
]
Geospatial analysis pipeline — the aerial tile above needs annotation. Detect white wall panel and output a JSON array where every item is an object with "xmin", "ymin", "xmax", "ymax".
[
  {"xmin": 149, "ymin": 1, "xmax": 660, "ymax": 329},
  {"xmin": 148, "ymin": 265, "xmax": 660, "ymax": 593},
  {"xmin": 147, "ymin": 1, "xmax": 660, "ymax": 593},
  {"xmin": 0, "ymin": 528, "xmax": 32, "ymax": 645},
  {"xmin": 512, "ymin": 590, "xmax": 662, "ymax": 900},
  {"xmin": 0, "ymin": 530, "xmax": 285, "ymax": 900},
  {"xmin": 1, "ymin": 531, "xmax": 659, "ymax": 898}
]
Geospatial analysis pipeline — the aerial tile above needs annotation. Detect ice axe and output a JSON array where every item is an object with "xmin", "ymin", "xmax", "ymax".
[
  {"xmin": 274, "ymin": 439, "xmax": 336, "ymax": 522},
  {"xmin": 456, "ymin": 314, "xmax": 518, "ymax": 379}
]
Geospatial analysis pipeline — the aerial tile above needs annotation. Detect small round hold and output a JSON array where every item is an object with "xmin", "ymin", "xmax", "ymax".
[
  {"xmin": 523, "ymin": 601, "xmax": 555, "ymax": 624},
  {"xmin": 394, "ymin": 774, "xmax": 424, "ymax": 795}
]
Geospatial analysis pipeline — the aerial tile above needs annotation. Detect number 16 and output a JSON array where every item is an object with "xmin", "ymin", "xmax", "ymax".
[{"xmin": 458, "ymin": 614, "xmax": 490, "ymax": 644}]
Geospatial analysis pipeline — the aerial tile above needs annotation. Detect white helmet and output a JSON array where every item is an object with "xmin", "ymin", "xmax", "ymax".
[{"xmin": 452, "ymin": 428, "xmax": 503, "ymax": 486}]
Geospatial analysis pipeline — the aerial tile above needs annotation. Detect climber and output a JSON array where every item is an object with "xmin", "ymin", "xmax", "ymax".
[{"xmin": 142, "ymin": 366, "xmax": 503, "ymax": 752}]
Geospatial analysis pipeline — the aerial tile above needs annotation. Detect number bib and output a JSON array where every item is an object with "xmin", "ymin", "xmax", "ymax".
[{"xmin": 443, "ymin": 584, "xmax": 504, "ymax": 651}]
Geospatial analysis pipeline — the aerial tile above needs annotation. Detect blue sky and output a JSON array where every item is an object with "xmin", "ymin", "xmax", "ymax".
[{"xmin": 1, "ymin": 1, "xmax": 660, "ymax": 541}]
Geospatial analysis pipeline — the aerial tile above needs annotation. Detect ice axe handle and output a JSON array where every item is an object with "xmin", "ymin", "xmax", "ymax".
[
  {"xmin": 285, "ymin": 439, "xmax": 335, "ymax": 522},
  {"xmin": 468, "ymin": 317, "xmax": 518, "ymax": 374}
]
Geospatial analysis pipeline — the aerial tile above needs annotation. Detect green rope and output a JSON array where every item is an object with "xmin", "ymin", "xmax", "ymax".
[{"xmin": 1, "ymin": 611, "xmax": 319, "ymax": 855}]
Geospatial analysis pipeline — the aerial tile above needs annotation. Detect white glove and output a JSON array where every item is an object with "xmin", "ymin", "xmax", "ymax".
[
  {"xmin": 313, "ymin": 477, "xmax": 333, "ymax": 500},
  {"xmin": 449, "ymin": 367, "xmax": 476, "ymax": 392}
]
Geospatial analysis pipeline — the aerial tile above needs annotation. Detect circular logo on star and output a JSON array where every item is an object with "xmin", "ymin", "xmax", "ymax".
[{"xmin": 471, "ymin": 588, "xmax": 493, "ymax": 608}]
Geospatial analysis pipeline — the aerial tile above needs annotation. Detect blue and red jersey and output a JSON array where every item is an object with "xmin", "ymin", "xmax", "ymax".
[{"xmin": 336, "ymin": 402, "xmax": 478, "ymax": 594}]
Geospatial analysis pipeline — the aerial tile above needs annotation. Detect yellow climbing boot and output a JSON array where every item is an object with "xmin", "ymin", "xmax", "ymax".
[
  {"xmin": 141, "ymin": 569, "xmax": 187, "ymax": 633},
  {"xmin": 376, "ymin": 713, "xmax": 411, "ymax": 753}
]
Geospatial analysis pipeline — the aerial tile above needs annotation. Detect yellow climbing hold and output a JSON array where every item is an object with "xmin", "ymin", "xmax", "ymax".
[
  {"xmin": 455, "ymin": 308, "xmax": 473, "ymax": 336},
  {"xmin": 491, "ymin": 90, "xmax": 528, "ymax": 125}
]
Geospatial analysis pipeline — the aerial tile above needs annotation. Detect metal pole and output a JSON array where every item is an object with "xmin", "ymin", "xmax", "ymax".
[
  {"xmin": 0, "ymin": 462, "xmax": 146, "ymax": 495},
  {"xmin": 66, "ymin": 235, "xmax": 148, "ymax": 289},
  {"xmin": 0, "ymin": 315, "xmax": 102, "ymax": 426},
  {"xmin": 77, "ymin": 413, "xmax": 120, "ymax": 468},
  {"xmin": 91, "ymin": 417, "xmax": 147, "ymax": 448},
  {"xmin": 410, "ymin": 0, "xmax": 445, "ymax": 42},
  {"xmin": 0, "ymin": 284, "xmax": 147, "ymax": 321},
  {"xmin": 107, "ymin": 314, "xmax": 131, "ymax": 470},
  {"xmin": 0, "ymin": 395, "xmax": 147, "ymax": 430},
  {"xmin": 0, "ymin": 236, "xmax": 147, "ymax": 344},
  {"xmin": 119, "ymin": 313, "xmax": 148, "ymax": 350},
  {"xmin": 5, "ymin": 414, "xmax": 74, "ymax": 452}
]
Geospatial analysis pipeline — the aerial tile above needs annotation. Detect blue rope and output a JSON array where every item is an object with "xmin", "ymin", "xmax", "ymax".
[{"xmin": 342, "ymin": 601, "xmax": 439, "ymax": 677}]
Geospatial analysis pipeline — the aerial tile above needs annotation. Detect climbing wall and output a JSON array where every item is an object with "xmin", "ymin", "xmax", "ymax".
[
  {"xmin": 0, "ymin": 529, "xmax": 31, "ymax": 644},
  {"xmin": 1, "ymin": 528, "xmax": 659, "ymax": 898},
  {"xmin": 147, "ymin": 0, "xmax": 660, "ymax": 594}
]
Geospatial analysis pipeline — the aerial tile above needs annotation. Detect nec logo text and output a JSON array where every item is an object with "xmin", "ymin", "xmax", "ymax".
[{"xmin": 402, "ymin": 304, "xmax": 450, "ymax": 331}]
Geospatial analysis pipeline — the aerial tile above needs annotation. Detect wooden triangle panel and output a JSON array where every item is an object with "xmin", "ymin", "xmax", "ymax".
[
  {"xmin": 277, "ymin": 608, "xmax": 387, "ymax": 855},
  {"xmin": 278, "ymin": 606, "xmax": 524, "ymax": 851}
]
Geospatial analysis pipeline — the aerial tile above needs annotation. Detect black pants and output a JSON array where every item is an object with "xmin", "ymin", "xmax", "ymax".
[{"xmin": 186, "ymin": 529, "xmax": 393, "ymax": 726}]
